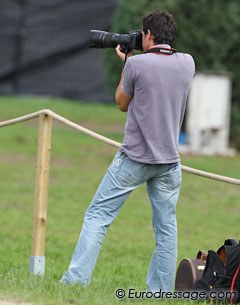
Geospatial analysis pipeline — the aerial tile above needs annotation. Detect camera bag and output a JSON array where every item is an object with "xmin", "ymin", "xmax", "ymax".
[{"xmin": 193, "ymin": 238, "xmax": 240, "ymax": 304}]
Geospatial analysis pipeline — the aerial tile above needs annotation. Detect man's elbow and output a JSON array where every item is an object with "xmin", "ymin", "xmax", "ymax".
[
  {"xmin": 115, "ymin": 90, "xmax": 131, "ymax": 112},
  {"xmin": 115, "ymin": 95, "xmax": 128, "ymax": 112},
  {"xmin": 117, "ymin": 103, "xmax": 128, "ymax": 112}
]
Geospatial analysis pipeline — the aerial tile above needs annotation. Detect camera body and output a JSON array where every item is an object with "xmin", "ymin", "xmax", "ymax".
[{"xmin": 89, "ymin": 29, "xmax": 143, "ymax": 53}]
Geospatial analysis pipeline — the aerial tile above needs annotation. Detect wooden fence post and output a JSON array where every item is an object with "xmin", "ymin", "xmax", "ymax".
[{"xmin": 29, "ymin": 113, "xmax": 53, "ymax": 275}]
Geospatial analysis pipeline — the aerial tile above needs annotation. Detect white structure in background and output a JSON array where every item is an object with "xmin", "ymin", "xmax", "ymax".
[{"xmin": 186, "ymin": 72, "xmax": 235, "ymax": 155}]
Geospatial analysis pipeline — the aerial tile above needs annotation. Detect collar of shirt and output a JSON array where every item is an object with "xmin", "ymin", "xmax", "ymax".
[{"xmin": 150, "ymin": 44, "xmax": 171, "ymax": 49}]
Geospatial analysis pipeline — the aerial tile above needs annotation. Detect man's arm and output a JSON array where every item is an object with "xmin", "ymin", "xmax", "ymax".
[
  {"xmin": 114, "ymin": 45, "xmax": 133, "ymax": 112},
  {"xmin": 115, "ymin": 70, "xmax": 133, "ymax": 112}
]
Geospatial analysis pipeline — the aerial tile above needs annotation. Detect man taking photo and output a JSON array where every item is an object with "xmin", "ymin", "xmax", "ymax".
[{"xmin": 61, "ymin": 9, "xmax": 195, "ymax": 293}]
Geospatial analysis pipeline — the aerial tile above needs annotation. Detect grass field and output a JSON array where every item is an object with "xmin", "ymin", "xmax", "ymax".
[{"xmin": 0, "ymin": 96, "xmax": 239, "ymax": 305}]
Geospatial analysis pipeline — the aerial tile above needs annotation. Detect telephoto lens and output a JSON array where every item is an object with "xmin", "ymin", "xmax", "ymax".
[
  {"xmin": 89, "ymin": 30, "xmax": 142, "ymax": 52},
  {"xmin": 89, "ymin": 30, "xmax": 131, "ymax": 49}
]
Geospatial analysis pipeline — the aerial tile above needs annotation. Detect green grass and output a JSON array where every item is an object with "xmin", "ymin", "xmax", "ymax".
[{"xmin": 0, "ymin": 96, "xmax": 239, "ymax": 305}]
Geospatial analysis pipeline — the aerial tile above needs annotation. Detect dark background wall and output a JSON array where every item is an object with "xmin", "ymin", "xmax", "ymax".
[{"xmin": 0, "ymin": 0, "xmax": 117, "ymax": 102}]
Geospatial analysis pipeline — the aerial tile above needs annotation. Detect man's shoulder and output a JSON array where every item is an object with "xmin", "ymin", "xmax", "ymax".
[
  {"xmin": 175, "ymin": 52, "xmax": 195, "ymax": 71},
  {"xmin": 127, "ymin": 51, "xmax": 195, "ymax": 73},
  {"xmin": 127, "ymin": 53, "xmax": 149, "ymax": 65},
  {"xmin": 125, "ymin": 54, "xmax": 145, "ymax": 70},
  {"xmin": 176, "ymin": 52, "xmax": 194, "ymax": 63},
  {"xmin": 129, "ymin": 51, "xmax": 194, "ymax": 61}
]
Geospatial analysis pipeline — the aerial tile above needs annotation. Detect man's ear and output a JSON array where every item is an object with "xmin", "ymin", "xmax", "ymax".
[{"xmin": 147, "ymin": 29, "xmax": 154, "ymax": 41}]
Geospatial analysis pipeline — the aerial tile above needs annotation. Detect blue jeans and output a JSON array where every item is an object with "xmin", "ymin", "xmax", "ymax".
[{"xmin": 60, "ymin": 151, "xmax": 181, "ymax": 292}]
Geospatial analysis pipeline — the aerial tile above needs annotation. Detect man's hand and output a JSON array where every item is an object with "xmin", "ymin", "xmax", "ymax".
[{"xmin": 115, "ymin": 45, "xmax": 133, "ymax": 64}]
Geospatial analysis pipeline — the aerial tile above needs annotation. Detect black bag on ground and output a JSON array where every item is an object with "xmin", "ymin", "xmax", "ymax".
[{"xmin": 193, "ymin": 239, "xmax": 240, "ymax": 304}]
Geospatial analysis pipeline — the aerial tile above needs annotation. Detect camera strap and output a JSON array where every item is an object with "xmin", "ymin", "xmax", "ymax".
[
  {"xmin": 145, "ymin": 47, "xmax": 177, "ymax": 55},
  {"xmin": 123, "ymin": 47, "xmax": 177, "ymax": 66}
]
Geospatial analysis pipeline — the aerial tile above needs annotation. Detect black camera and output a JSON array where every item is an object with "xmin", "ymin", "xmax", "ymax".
[{"xmin": 89, "ymin": 29, "xmax": 143, "ymax": 53}]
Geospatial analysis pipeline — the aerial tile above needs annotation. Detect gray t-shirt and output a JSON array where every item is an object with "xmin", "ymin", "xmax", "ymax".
[{"xmin": 119, "ymin": 45, "xmax": 195, "ymax": 164}]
